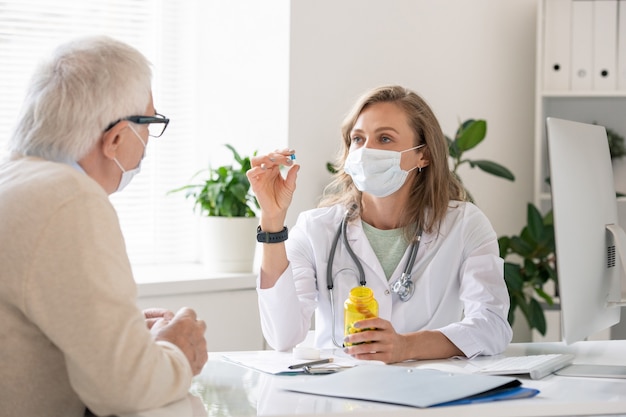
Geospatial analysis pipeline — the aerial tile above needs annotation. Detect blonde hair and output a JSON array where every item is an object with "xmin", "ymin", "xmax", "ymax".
[
  {"xmin": 9, "ymin": 36, "xmax": 152, "ymax": 162},
  {"xmin": 320, "ymin": 85, "xmax": 466, "ymax": 238}
]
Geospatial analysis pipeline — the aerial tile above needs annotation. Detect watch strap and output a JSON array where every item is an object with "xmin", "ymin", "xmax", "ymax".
[{"xmin": 256, "ymin": 225, "xmax": 288, "ymax": 243}]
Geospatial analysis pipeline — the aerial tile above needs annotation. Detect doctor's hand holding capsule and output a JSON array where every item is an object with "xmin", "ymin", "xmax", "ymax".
[
  {"xmin": 247, "ymin": 149, "xmax": 299, "ymax": 289},
  {"xmin": 247, "ymin": 85, "xmax": 512, "ymax": 365},
  {"xmin": 247, "ymin": 149, "xmax": 299, "ymax": 221}
]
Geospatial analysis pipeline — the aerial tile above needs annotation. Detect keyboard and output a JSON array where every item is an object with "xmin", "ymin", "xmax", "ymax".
[{"xmin": 478, "ymin": 353, "xmax": 575, "ymax": 380}]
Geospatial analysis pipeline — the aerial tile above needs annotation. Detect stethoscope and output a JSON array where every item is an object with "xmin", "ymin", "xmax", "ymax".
[{"xmin": 326, "ymin": 204, "xmax": 423, "ymax": 348}]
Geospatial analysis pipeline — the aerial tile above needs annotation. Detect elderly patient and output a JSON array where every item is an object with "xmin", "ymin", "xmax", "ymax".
[{"xmin": 0, "ymin": 36, "xmax": 207, "ymax": 417}]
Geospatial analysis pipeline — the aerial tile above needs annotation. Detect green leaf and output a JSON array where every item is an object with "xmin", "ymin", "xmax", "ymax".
[
  {"xmin": 528, "ymin": 298, "xmax": 547, "ymax": 336},
  {"xmin": 455, "ymin": 119, "xmax": 486, "ymax": 152},
  {"xmin": 519, "ymin": 226, "xmax": 538, "ymax": 247},
  {"xmin": 508, "ymin": 235, "xmax": 535, "ymax": 257},
  {"xmin": 229, "ymin": 183, "xmax": 248, "ymax": 201},
  {"xmin": 526, "ymin": 203, "xmax": 544, "ymax": 243},
  {"xmin": 467, "ymin": 160, "xmax": 515, "ymax": 181},
  {"xmin": 225, "ymin": 143, "xmax": 243, "ymax": 166},
  {"xmin": 508, "ymin": 300, "xmax": 518, "ymax": 325},
  {"xmin": 446, "ymin": 135, "xmax": 460, "ymax": 159},
  {"xmin": 523, "ymin": 258, "xmax": 539, "ymax": 277},
  {"xmin": 503, "ymin": 262, "xmax": 524, "ymax": 291},
  {"xmin": 543, "ymin": 209, "xmax": 554, "ymax": 226},
  {"xmin": 498, "ymin": 236, "xmax": 511, "ymax": 258},
  {"xmin": 534, "ymin": 286, "xmax": 554, "ymax": 305},
  {"xmin": 515, "ymin": 294, "xmax": 532, "ymax": 325}
]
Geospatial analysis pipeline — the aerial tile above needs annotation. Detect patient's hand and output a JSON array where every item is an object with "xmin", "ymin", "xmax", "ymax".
[
  {"xmin": 143, "ymin": 308, "xmax": 174, "ymax": 329},
  {"xmin": 152, "ymin": 307, "xmax": 208, "ymax": 375}
]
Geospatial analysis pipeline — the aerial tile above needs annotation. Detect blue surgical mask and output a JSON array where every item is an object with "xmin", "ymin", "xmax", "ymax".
[
  {"xmin": 343, "ymin": 144, "xmax": 425, "ymax": 197},
  {"xmin": 112, "ymin": 125, "xmax": 146, "ymax": 193}
]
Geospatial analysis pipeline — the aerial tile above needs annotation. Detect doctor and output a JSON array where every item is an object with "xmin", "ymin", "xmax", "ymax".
[{"xmin": 247, "ymin": 85, "xmax": 512, "ymax": 364}]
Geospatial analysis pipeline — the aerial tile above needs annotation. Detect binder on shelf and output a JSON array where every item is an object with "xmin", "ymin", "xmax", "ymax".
[
  {"xmin": 593, "ymin": 0, "xmax": 618, "ymax": 90},
  {"xmin": 571, "ymin": 0, "xmax": 594, "ymax": 91},
  {"xmin": 543, "ymin": 0, "xmax": 572, "ymax": 90},
  {"xmin": 618, "ymin": 0, "xmax": 626, "ymax": 90}
]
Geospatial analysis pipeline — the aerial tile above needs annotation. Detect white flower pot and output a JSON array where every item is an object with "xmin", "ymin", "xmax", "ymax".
[{"xmin": 201, "ymin": 216, "xmax": 258, "ymax": 273}]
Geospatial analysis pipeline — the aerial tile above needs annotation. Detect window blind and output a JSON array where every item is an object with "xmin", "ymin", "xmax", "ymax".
[{"xmin": 0, "ymin": 0, "xmax": 200, "ymax": 265}]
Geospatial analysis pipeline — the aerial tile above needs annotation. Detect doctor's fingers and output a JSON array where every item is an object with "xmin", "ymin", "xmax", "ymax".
[
  {"xmin": 353, "ymin": 317, "xmax": 389, "ymax": 331},
  {"xmin": 344, "ymin": 327, "xmax": 384, "ymax": 346},
  {"xmin": 247, "ymin": 162, "xmax": 300, "ymax": 198},
  {"xmin": 344, "ymin": 319, "xmax": 395, "ymax": 345},
  {"xmin": 250, "ymin": 151, "xmax": 295, "ymax": 171},
  {"xmin": 345, "ymin": 331, "xmax": 401, "ymax": 364},
  {"xmin": 349, "ymin": 346, "xmax": 398, "ymax": 365},
  {"xmin": 246, "ymin": 160, "xmax": 282, "ymax": 185}
]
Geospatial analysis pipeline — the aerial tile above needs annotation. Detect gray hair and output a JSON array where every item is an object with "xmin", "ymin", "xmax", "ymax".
[{"xmin": 9, "ymin": 36, "xmax": 152, "ymax": 162}]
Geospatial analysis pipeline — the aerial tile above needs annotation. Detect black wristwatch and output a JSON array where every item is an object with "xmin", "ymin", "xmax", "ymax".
[{"xmin": 256, "ymin": 226, "xmax": 289, "ymax": 243}]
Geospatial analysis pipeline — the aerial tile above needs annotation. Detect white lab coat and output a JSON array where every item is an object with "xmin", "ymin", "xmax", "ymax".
[{"xmin": 257, "ymin": 201, "xmax": 512, "ymax": 358}]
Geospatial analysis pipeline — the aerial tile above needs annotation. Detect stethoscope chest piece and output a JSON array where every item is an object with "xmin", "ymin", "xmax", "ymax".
[
  {"xmin": 389, "ymin": 229, "xmax": 422, "ymax": 302},
  {"xmin": 391, "ymin": 273, "xmax": 415, "ymax": 302}
]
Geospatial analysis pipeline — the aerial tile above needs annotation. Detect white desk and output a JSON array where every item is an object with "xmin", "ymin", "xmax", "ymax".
[{"xmin": 120, "ymin": 341, "xmax": 626, "ymax": 417}]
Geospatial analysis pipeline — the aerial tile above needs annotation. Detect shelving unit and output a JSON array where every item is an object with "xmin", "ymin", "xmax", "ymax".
[
  {"xmin": 533, "ymin": 0, "xmax": 626, "ymax": 342},
  {"xmin": 534, "ymin": 0, "xmax": 626, "ymax": 215}
]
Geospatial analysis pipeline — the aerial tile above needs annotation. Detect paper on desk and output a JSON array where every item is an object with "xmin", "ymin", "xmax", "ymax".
[
  {"xmin": 221, "ymin": 350, "xmax": 360, "ymax": 375},
  {"xmin": 282, "ymin": 364, "xmax": 539, "ymax": 408}
]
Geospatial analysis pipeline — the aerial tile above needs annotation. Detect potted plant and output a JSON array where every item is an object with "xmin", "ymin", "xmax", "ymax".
[
  {"xmin": 498, "ymin": 204, "xmax": 556, "ymax": 336},
  {"xmin": 499, "ymin": 124, "xmax": 626, "ymax": 337},
  {"xmin": 169, "ymin": 144, "xmax": 259, "ymax": 273},
  {"xmin": 446, "ymin": 119, "xmax": 555, "ymax": 337}
]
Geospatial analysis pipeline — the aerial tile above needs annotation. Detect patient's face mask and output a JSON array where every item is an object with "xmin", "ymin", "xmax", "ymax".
[
  {"xmin": 112, "ymin": 125, "xmax": 146, "ymax": 193},
  {"xmin": 343, "ymin": 144, "xmax": 425, "ymax": 198}
]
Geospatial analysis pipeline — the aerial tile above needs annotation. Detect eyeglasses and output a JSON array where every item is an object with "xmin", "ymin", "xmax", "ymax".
[{"xmin": 105, "ymin": 113, "xmax": 170, "ymax": 138}]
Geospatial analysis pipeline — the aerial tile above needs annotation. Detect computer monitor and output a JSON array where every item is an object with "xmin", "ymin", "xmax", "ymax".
[{"xmin": 546, "ymin": 117, "xmax": 626, "ymax": 347}]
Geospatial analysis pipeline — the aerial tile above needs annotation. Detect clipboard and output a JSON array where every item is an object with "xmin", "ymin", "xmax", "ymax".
[
  {"xmin": 222, "ymin": 350, "xmax": 357, "ymax": 375},
  {"xmin": 282, "ymin": 364, "xmax": 539, "ymax": 408}
]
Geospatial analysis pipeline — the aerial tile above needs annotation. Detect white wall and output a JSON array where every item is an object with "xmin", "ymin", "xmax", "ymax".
[
  {"xmin": 286, "ymin": 0, "xmax": 537, "ymax": 238},
  {"xmin": 194, "ymin": 0, "xmax": 538, "ymax": 246},
  {"xmin": 195, "ymin": 0, "xmax": 290, "ymax": 174}
]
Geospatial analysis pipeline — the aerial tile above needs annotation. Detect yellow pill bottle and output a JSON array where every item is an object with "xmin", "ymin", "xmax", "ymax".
[{"xmin": 344, "ymin": 286, "xmax": 378, "ymax": 346}]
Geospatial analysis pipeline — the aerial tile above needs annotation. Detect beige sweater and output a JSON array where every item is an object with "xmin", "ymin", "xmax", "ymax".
[{"xmin": 0, "ymin": 157, "xmax": 192, "ymax": 417}]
